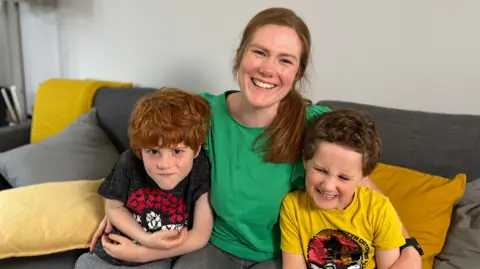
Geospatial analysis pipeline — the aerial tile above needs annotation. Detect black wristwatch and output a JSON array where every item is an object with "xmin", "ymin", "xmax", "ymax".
[{"xmin": 400, "ymin": 237, "xmax": 424, "ymax": 256}]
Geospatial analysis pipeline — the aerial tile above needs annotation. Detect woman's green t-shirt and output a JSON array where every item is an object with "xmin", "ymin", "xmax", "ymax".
[{"xmin": 200, "ymin": 91, "xmax": 330, "ymax": 262}]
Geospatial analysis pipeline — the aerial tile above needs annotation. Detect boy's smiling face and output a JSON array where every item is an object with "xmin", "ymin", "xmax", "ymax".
[
  {"xmin": 141, "ymin": 143, "xmax": 200, "ymax": 190},
  {"xmin": 304, "ymin": 141, "xmax": 366, "ymax": 211}
]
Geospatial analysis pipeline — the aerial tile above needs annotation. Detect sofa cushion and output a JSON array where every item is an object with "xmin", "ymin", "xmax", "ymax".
[
  {"xmin": 0, "ymin": 179, "xmax": 105, "ymax": 259},
  {"xmin": 93, "ymin": 86, "xmax": 156, "ymax": 153},
  {"xmin": 370, "ymin": 163, "xmax": 466, "ymax": 269},
  {"xmin": 316, "ymin": 100, "xmax": 480, "ymax": 181},
  {"xmin": 434, "ymin": 178, "xmax": 480, "ymax": 269},
  {"xmin": 0, "ymin": 109, "xmax": 119, "ymax": 188}
]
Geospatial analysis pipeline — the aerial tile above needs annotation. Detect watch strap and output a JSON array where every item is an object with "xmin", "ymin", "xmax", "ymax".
[{"xmin": 400, "ymin": 238, "xmax": 424, "ymax": 256}]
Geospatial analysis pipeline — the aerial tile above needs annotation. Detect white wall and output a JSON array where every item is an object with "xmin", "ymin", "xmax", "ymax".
[
  {"xmin": 19, "ymin": 3, "xmax": 61, "ymax": 114},
  {"xmin": 0, "ymin": 32, "xmax": 8, "ymax": 87},
  {"xmin": 19, "ymin": 0, "xmax": 480, "ymax": 115},
  {"xmin": 0, "ymin": 2, "xmax": 10, "ymax": 86}
]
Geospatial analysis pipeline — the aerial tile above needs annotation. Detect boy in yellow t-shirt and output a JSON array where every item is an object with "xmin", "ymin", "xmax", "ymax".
[{"xmin": 280, "ymin": 109, "xmax": 406, "ymax": 269}]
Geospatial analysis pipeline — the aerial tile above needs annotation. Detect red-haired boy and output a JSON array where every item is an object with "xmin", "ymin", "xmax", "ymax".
[{"xmin": 91, "ymin": 88, "xmax": 212, "ymax": 267}]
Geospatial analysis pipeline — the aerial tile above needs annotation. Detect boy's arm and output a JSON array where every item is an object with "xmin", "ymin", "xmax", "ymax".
[
  {"xmin": 137, "ymin": 192, "xmax": 213, "ymax": 262},
  {"xmin": 105, "ymin": 199, "xmax": 149, "ymax": 245},
  {"xmin": 362, "ymin": 176, "xmax": 410, "ymax": 237},
  {"xmin": 376, "ymin": 247, "xmax": 421, "ymax": 269},
  {"xmin": 373, "ymin": 197, "xmax": 421, "ymax": 269},
  {"xmin": 375, "ymin": 248, "xmax": 401, "ymax": 269},
  {"xmin": 98, "ymin": 151, "xmax": 150, "ymax": 244},
  {"xmin": 279, "ymin": 193, "xmax": 306, "ymax": 269},
  {"xmin": 282, "ymin": 251, "xmax": 307, "ymax": 269}
]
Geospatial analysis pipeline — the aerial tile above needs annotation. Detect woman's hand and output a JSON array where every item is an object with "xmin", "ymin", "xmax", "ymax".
[
  {"xmin": 89, "ymin": 215, "xmax": 113, "ymax": 252},
  {"xmin": 102, "ymin": 233, "xmax": 141, "ymax": 263}
]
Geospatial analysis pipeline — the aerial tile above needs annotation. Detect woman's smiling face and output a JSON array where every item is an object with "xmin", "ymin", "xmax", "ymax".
[{"xmin": 237, "ymin": 24, "xmax": 302, "ymax": 110}]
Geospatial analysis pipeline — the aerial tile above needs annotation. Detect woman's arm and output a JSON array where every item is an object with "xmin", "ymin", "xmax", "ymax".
[
  {"xmin": 282, "ymin": 251, "xmax": 307, "ymax": 269},
  {"xmin": 137, "ymin": 193, "xmax": 214, "ymax": 262}
]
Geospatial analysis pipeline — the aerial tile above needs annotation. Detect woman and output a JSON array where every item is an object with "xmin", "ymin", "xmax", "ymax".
[{"xmin": 77, "ymin": 7, "xmax": 419, "ymax": 269}]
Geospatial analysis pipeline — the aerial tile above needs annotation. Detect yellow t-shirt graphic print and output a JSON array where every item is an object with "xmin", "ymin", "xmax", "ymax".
[
  {"xmin": 308, "ymin": 229, "xmax": 369, "ymax": 269},
  {"xmin": 280, "ymin": 186, "xmax": 405, "ymax": 269}
]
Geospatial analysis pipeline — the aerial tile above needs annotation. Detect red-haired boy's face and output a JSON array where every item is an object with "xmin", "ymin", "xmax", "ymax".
[{"xmin": 141, "ymin": 143, "xmax": 200, "ymax": 190}]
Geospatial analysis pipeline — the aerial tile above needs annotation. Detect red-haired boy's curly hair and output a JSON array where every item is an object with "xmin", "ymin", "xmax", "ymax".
[{"xmin": 128, "ymin": 88, "xmax": 211, "ymax": 159}]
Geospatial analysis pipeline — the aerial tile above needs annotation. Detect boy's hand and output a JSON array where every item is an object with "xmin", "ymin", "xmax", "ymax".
[{"xmin": 144, "ymin": 228, "xmax": 187, "ymax": 250}]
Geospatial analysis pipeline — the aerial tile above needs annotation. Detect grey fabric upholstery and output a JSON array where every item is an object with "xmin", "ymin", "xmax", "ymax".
[
  {"xmin": 0, "ymin": 249, "xmax": 85, "ymax": 269},
  {"xmin": 0, "ymin": 122, "xmax": 31, "ymax": 153},
  {"xmin": 0, "ymin": 123, "xmax": 31, "ymax": 190},
  {"xmin": 0, "ymin": 109, "xmax": 119, "ymax": 188},
  {"xmin": 434, "ymin": 178, "xmax": 480, "ymax": 269},
  {"xmin": 0, "ymin": 174, "xmax": 12, "ymax": 191},
  {"xmin": 93, "ymin": 87, "xmax": 156, "ymax": 153},
  {"xmin": 316, "ymin": 100, "xmax": 480, "ymax": 181}
]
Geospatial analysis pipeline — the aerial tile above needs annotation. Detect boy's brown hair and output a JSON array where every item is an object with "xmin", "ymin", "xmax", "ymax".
[
  {"xmin": 128, "ymin": 88, "xmax": 211, "ymax": 159},
  {"xmin": 302, "ymin": 109, "xmax": 382, "ymax": 176}
]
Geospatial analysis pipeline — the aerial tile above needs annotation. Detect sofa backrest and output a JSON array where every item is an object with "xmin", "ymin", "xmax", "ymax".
[
  {"xmin": 317, "ymin": 100, "xmax": 480, "ymax": 181},
  {"xmin": 93, "ymin": 87, "xmax": 156, "ymax": 153},
  {"xmin": 92, "ymin": 87, "xmax": 479, "ymax": 181}
]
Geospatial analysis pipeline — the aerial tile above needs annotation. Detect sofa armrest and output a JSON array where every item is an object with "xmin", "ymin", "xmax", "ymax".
[
  {"xmin": 0, "ymin": 174, "xmax": 12, "ymax": 191},
  {"xmin": 0, "ymin": 122, "xmax": 31, "ymax": 153},
  {"xmin": 0, "ymin": 123, "xmax": 30, "ymax": 191}
]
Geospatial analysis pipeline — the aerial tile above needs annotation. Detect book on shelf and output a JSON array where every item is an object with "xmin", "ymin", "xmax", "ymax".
[{"xmin": 1, "ymin": 85, "xmax": 22, "ymax": 125}]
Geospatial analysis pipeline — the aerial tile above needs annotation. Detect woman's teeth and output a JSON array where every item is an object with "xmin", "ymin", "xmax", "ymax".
[{"xmin": 252, "ymin": 78, "xmax": 276, "ymax": 89}]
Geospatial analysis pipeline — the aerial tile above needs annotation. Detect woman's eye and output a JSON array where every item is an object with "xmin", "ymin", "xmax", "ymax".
[
  {"xmin": 280, "ymin": 58, "xmax": 292, "ymax": 64},
  {"xmin": 254, "ymin": 50, "xmax": 266, "ymax": 56}
]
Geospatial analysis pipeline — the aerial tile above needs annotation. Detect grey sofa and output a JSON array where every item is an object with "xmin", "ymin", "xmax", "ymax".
[{"xmin": 0, "ymin": 86, "xmax": 478, "ymax": 268}]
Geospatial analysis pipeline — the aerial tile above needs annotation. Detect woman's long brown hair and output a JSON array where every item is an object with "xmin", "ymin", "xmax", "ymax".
[{"xmin": 232, "ymin": 7, "xmax": 312, "ymax": 163}]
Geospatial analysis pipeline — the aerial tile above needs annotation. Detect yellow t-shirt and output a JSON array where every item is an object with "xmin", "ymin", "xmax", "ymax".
[{"xmin": 280, "ymin": 186, "xmax": 405, "ymax": 269}]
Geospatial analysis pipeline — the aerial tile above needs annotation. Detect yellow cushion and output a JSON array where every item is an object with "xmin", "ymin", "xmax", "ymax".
[
  {"xmin": 370, "ymin": 163, "xmax": 466, "ymax": 269},
  {"xmin": 0, "ymin": 179, "xmax": 105, "ymax": 259},
  {"xmin": 30, "ymin": 78, "xmax": 132, "ymax": 143}
]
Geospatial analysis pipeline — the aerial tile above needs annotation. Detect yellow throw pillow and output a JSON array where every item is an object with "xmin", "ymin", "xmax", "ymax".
[
  {"xmin": 30, "ymin": 78, "xmax": 133, "ymax": 143},
  {"xmin": 370, "ymin": 163, "xmax": 466, "ymax": 269},
  {"xmin": 0, "ymin": 179, "xmax": 105, "ymax": 259}
]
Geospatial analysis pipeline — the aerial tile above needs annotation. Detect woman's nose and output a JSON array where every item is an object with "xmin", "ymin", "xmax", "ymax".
[{"xmin": 259, "ymin": 59, "xmax": 275, "ymax": 77}]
